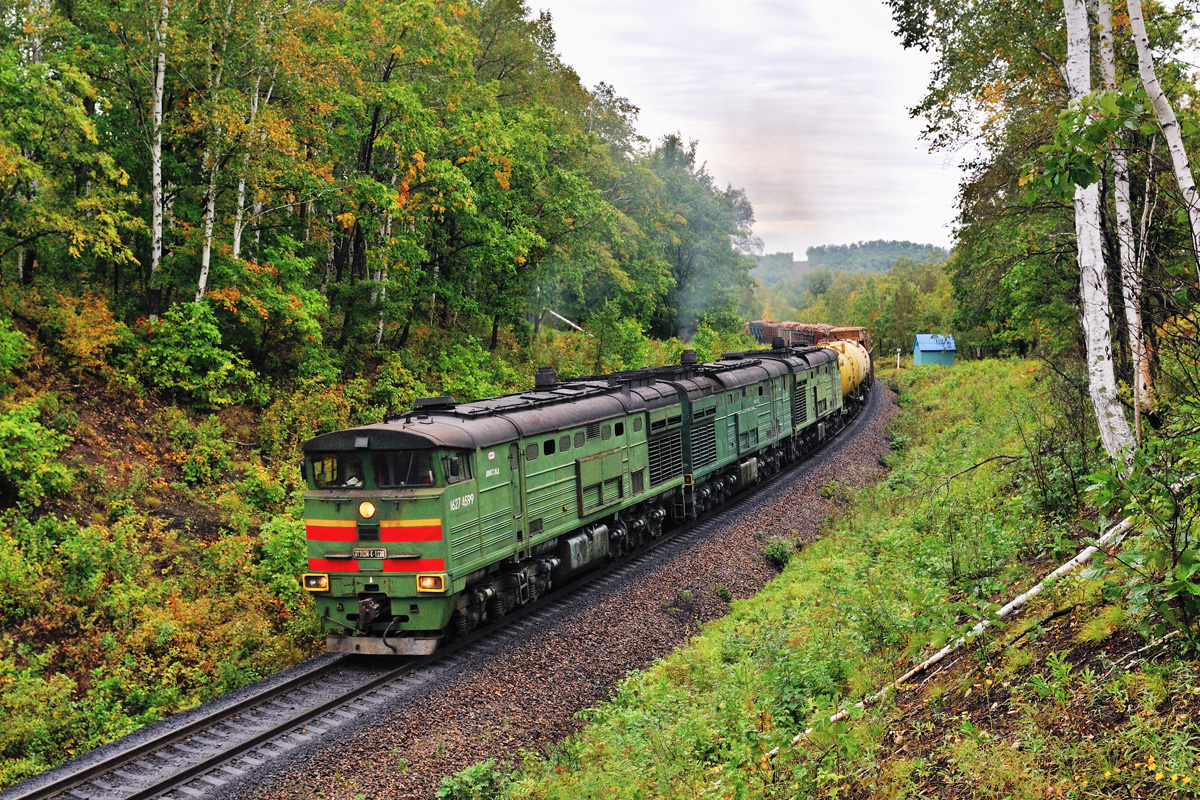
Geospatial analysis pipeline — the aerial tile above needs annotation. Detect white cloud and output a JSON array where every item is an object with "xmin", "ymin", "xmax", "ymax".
[{"xmin": 543, "ymin": 0, "xmax": 962, "ymax": 256}]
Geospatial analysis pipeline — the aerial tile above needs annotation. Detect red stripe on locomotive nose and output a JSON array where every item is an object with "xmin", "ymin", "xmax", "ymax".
[
  {"xmin": 308, "ymin": 558, "xmax": 359, "ymax": 572},
  {"xmin": 306, "ymin": 526, "xmax": 359, "ymax": 542},
  {"xmin": 380, "ymin": 525, "xmax": 442, "ymax": 542},
  {"xmin": 381, "ymin": 558, "xmax": 445, "ymax": 572}
]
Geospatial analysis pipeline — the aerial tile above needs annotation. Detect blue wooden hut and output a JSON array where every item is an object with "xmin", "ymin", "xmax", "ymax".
[{"xmin": 912, "ymin": 334, "xmax": 956, "ymax": 366}]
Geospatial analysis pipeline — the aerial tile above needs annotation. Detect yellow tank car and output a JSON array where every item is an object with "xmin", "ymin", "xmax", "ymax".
[{"xmin": 827, "ymin": 340, "xmax": 871, "ymax": 399}]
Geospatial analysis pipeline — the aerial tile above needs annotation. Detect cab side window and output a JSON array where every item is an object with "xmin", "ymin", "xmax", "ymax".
[{"xmin": 443, "ymin": 452, "xmax": 472, "ymax": 484}]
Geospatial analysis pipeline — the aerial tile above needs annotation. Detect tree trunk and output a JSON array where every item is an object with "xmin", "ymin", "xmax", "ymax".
[
  {"xmin": 148, "ymin": 0, "xmax": 169, "ymax": 319},
  {"xmin": 232, "ymin": 79, "xmax": 274, "ymax": 261},
  {"xmin": 1064, "ymin": 0, "xmax": 1136, "ymax": 460},
  {"xmin": 398, "ymin": 312, "xmax": 412, "ymax": 346},
  {"xmin": 1127, "ymin": 0, "xmax": 1200, "ymax": 283},
  {"xmin": 1098, "ymin": 0, "xmax": 1153, "ymax": 425},
  {"xmin": 232, "ymin": 77, "xmax": 262, "ymax": 262},
  {"xmin": 194, "ymin": 0, "xmax": 234, "ymax": 302},
  {"xmin": 322, "ymin": 211, "xmax": 336, "ymax": 294},
  {"xmin": 196, "ymin": 160, "xmax": 219, "ymax": 301}
]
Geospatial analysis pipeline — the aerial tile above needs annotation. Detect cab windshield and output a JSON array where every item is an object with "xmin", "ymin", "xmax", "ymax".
[
  {"xmin": 310, "ymin": 453, "xmax": 366, "ymax": 489},
  {"xmin": 373, "ymin": 451, "xmax": 437, "ymax": 488}
]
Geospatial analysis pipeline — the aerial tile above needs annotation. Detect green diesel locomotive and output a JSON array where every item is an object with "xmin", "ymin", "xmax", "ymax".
[{"xmin": 300, "ymin": 341, "xmax": 871, "ymax": 654}]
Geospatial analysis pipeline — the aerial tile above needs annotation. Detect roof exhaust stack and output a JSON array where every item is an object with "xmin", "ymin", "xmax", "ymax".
[
  {"xmin": 680, "ymin": 349, "xmax": 698, "ymax": 366},
  {"xmin": 772, "ymin": 336, "xmax": 785, "ymax": 350},
  {"xmin": 534, "ymin": 367, "xmax": 559, "ymax": 390}
]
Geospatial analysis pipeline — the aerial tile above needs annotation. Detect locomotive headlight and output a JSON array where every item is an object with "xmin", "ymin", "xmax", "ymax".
[
  {"xmin": 416, "ymin": 574, "xmax": 446, "ymax": 592},
  {"xmin": 302, "ymin": 573, "xmax": 330, "ymax": 591},
  {"xmin": 358, "ymin": 501, "xmax": 376, "ymax": 519}
]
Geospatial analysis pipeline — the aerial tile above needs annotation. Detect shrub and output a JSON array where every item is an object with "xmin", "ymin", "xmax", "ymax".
[
  {"xmin": 0, "ymin": 317, "xmax": 30, "ymax": 382},
  {"xmin": 437, "ymin": 759, "xmax": 509, "ymax": 800},
  {"xmin": 237, "ymin": 464, "xmax": 287, "ymax": 514},
  {"xmin": 135, "ymin": 302, "xmax": 263, "ymax": 409},
  {"xmin": 259, "ymin": 381, "xmax": 352, "ymax": 459},
  {"xmin": 52, "ymin": 293, "xmax": 126, "ymax": 374},
  {"xmin": 256, "ymin": 515, "xmax": 309, "ymax": 611},
  {"xmin": 168, "ymin": 414, "xmax": 233, "ymax": 485},
  {"xmin": 0, "ymin": 401, "xmax": 72, "ymax": 504},
  {"xmin": 714, "ymin": 583, "xmax": 733, "ymax": 603},
  {"xmin": 764, "ymin": 537, "xmax": 792, "ymax": 570}
]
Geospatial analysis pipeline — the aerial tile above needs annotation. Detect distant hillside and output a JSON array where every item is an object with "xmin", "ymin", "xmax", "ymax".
[
  {"xmin": 751, "ymin": 252, "xmax": 809, "ymax": 288},
  {"xmin": 807, "ymin": 240, "xmax": 948, "ymax": 273},
  {"xmin": 753, "ymin": 240, "xmax": 947, "ymax": 288}
]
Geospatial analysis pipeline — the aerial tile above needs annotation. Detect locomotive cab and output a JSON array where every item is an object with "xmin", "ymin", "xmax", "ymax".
[{"xmin": 301, "ymin": 443, "xmax": 474, "ymax": 655}]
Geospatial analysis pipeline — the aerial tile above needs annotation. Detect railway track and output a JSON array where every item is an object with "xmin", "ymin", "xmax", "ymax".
[{"xmin": 4, "ymin": 387, "xmax": 883, "ymax": 800}]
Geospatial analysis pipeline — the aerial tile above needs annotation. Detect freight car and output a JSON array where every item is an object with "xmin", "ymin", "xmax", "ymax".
[{"xmin": 300, "ymin": 340, "xmax": 871, "ymax": 655}]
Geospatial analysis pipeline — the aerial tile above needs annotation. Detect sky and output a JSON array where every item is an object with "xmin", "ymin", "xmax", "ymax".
[{"xmin": 542, "ymin": 0, "xmax": 964, "ymax": 259}]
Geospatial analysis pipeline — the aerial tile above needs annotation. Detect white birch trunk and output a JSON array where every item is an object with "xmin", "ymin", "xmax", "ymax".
[
  {"xmin": 1098, "ymin": 0, "xmax": 1152, "ymax": 424},
  {"xmin": 195, "ymin": 0, "xmax": 235, "ymax": 301},
  {"xmin": 28, "ymin": 0, "xmax": 48, "ymax": 65},
  {"xmin": 322, "ymin": 210, "xmax": 335, "ymax": 294},
  {"xmin": 1064, "ymin": 0, "xmax": 1136, "ymax": 460},
  {"xmin": 196, "ymin": 163, "xmax": 219, "ymax": 301},
  {"xmin": 148, "ymin": 0, "xmax": 169, "ymax": 319},
  {"xmin": 231, "ymin": 77, "xmax": 263, "ymax": 262},
  {"xmin": 374, "ymin": 269, "xmax": 387, "ymax": 344},
  {"xmin": 1127, "ymin": 0, "xmax": 1200, "ymax": 283}
]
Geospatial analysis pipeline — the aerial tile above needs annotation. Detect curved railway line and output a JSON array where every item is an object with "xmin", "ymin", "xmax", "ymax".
[{"xmin": 3, "ymin": 386, "xmax": 884, "ymax": 800}]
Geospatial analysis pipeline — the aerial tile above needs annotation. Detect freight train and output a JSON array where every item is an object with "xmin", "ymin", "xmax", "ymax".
[{"xmin": 300, "ymin": 338, "xmax": 873, "ymax": 655}]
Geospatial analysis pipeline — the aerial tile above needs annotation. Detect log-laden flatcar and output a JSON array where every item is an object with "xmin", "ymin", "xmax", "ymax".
[{"xmin": 300, "ymin": 341, "xmax": 868, "ymax": 654}]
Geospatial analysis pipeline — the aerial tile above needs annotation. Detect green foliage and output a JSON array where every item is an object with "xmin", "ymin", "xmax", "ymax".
[
  {"xmin": 0, "ymin": 401, "xmax": 72, "ymax": 505},
  {"xmin": 805, "ymin": 240, "xmax": 948, "ymax": 273},
  {"xmin": 168, "ymin": 413, "xmax": 233, "ymax": 485},
  {"xmin": 0, "ymin": 318, "xmax": 30, "ymax": 382},
  {"xmin": 259, "ymin": 381, "xmax": 353, "ymax": 460},
  {"xmin": 438, "ymin": 759, "xmax": 510, "ymax": 800},
  {"xmin": 1087, "ymin": 405, "xmax": 1200, "ymax": 651},
  {"xmin": 764, "ymin": 537, "xmax": 792, "ymax": 570},
  {"xmin": 1034, "ymin": 83, "xmax": 1152, "ymax": 201},
  {"xmin": 136, "ymin": 303, "xmax": 263, "ymax": 410}
]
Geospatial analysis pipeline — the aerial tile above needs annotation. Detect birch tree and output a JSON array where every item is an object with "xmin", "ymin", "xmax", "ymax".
[
  {"xmin": 1097, "ymin": 0, "xmax": 1153, "ymax": 423},
  {"xmin": 1063, "ymin": 0, "xmax": 1136, "ymax": 460},
  {"xmin": 148, "ymin": 0, "xmax": 170, "ymax": 318},
  {"xmin": 194, "ymin": 0, "xmax": 237, "ymax": 302},
  {"xmin": 1127, "ymin": 0, "xmax": 1200, "ymax": 283}
]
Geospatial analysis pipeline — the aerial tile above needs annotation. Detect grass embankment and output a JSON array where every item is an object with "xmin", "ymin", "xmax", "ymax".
[{"xmin": 441, "ymin": 360, "xmax": 1200, "ymax": 799}]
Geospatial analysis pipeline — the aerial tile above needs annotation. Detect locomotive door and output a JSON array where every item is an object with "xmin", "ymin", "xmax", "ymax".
[{"xmin": 507, "ymin": 443, "xmax": 527, "ymax": 544}]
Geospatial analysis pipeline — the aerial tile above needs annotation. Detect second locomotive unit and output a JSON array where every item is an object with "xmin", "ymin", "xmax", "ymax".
[{"xmin": 300, "ymin": 338, "xmax": 872, "ymax": 654}]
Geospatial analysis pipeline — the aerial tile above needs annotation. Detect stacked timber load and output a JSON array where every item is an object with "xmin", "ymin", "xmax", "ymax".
[
  {"xmin": 778, "ymin": 322, "xmax": 836, "ymax": 347},
  {"xmin": 747, "ymin": 320, "xmax": 873, "ymax": 355},
  {"xmin": 829, "ymin": 326, "xmax": 873, "ymax": 354}
]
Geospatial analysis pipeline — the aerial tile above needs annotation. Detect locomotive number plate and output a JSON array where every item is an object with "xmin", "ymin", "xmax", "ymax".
[{"xmin": 352, "ymin": 547, "xmax": 387, "ymax": 560}]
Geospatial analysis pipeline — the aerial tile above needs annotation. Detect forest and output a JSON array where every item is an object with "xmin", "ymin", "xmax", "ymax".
[
  {"xmin": 2, "ymin": 0, "xmax": 762, "ymax": 363},
  {"xmin": 5, "ymin": 0, "xmax": 1200, "ymax": 793}
]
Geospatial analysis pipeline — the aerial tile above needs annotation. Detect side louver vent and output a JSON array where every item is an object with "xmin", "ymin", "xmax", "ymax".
[
  {"xmin": 648, "ymin": 429, "xmax": 683, "ymax": 486},
  {"xmin": 793, "ymin": 382, "xmax": 808, "ymax": 423},
  {"xmin": 691, "ymin": 421, "xmax": 717, "ymax": 469}
]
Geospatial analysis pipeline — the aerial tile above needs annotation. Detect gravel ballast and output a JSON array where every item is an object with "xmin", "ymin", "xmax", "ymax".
[{"xmin": 243, "ymin": 385, "xmax": 898, "ymax": 800}]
